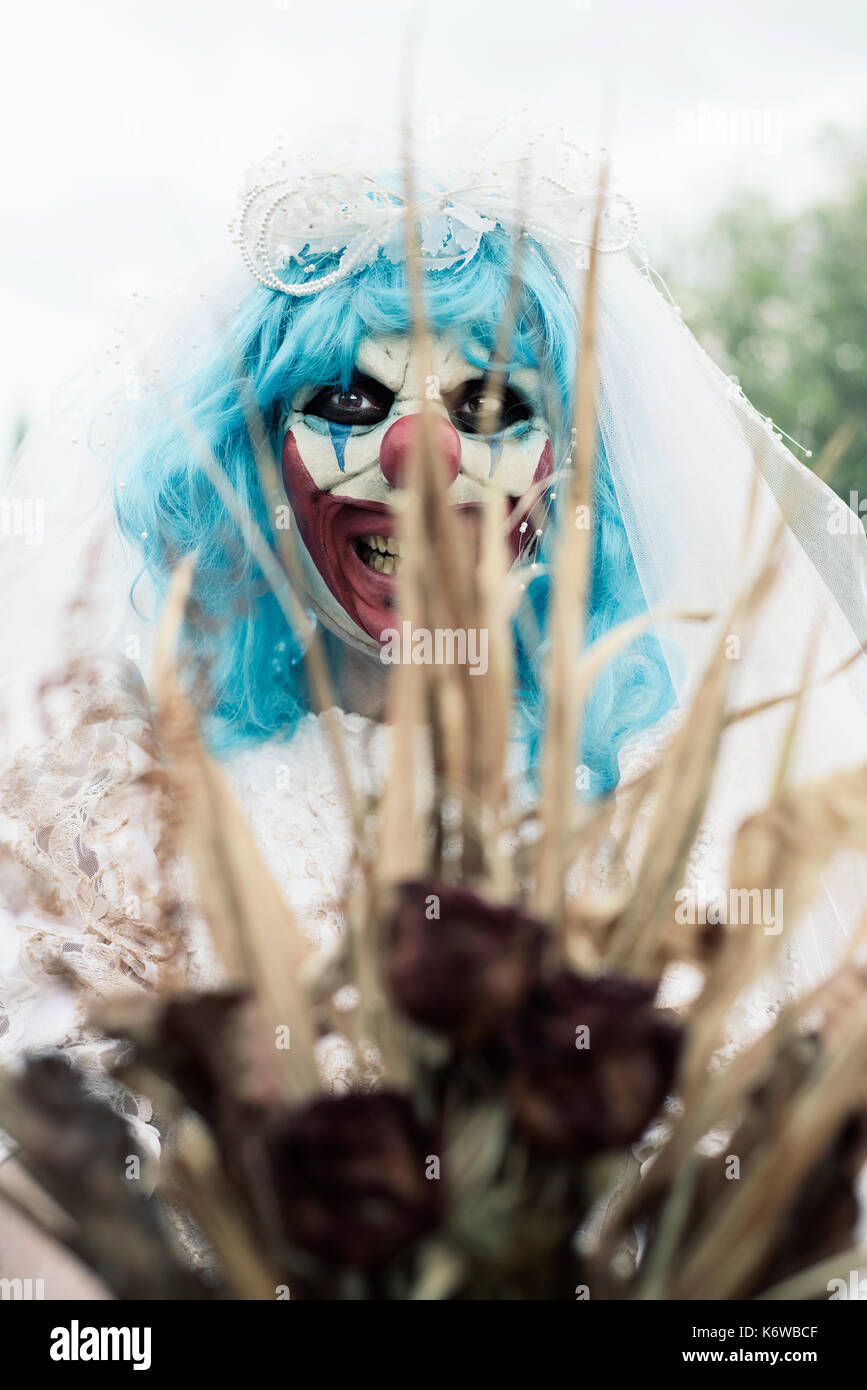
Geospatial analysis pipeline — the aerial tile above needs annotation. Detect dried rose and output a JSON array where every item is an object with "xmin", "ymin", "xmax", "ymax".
[
  {"xmin": 385, "ymin": 878, "xmax": 544, "ymax": 1041},
  {"xmin": 8, "ymin": 1056, "xmax": 206, "ymax": 1298},
  {"xmin": 267, "ymin": 1091, "xmax": 442, "ymax": 1267},
  {"xmin": 155, "ymin": 991, "xmax": 286, "ymax": 1119},
  {"xmin": 500, "ymin": 971, "xmax": 682, "ymax": 1156}
]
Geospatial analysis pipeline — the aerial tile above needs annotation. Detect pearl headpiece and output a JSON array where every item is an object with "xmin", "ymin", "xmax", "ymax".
[{"xmin": 230, "ymin": 135, "xmax": 638, "ymax": 297}]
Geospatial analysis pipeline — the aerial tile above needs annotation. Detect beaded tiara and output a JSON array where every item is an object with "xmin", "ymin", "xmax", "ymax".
[{"xmin": 231, "ymin": 135, "xmax": 638, "ymax": 297}]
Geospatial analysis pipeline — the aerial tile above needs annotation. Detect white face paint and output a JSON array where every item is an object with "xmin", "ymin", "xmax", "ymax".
[
  {"xmin": 280, "ymin": 331, "xmax": 556, "ymax": 650},
  {"xmin": 286, "ymin": 333, "xmax": 553, "ymax": 502}
]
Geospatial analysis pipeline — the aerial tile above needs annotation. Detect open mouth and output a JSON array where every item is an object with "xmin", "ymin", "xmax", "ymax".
[
  {"xmin": 355, "ymin": 533, "xmax": 404, "ymax": 577},
  {"xmin": 282, "ymin": 429, "xmax": 553, "ymax": 644},
  {"xmin": 329, "ymin": 500, "xmax": 540, "ymax": 641}
]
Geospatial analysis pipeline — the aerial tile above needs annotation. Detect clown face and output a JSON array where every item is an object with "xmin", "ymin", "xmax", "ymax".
[{"xmin": 280, "ymin": 332, "xmax": 554, "ymax": 651}]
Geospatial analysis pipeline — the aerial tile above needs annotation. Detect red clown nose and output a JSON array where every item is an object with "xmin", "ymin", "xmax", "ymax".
[{"xmin": 378, "ymin": 413, "xmax": 462, "ymax": 488}]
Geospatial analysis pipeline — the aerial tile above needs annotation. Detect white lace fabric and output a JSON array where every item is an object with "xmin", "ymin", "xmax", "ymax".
[
  {"xmin": 0, "ymin": 656, "xmax": 207, "ymax": 1160},
  {"xmin": 221, "ymin": 709, "xmax": 388, "ymax": 955},
  {"xmin": 0, "ymin": 672, "xmax": 407, "ymax": 1118}
]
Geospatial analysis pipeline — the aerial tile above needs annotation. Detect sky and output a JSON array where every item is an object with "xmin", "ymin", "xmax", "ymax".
[{"xmin": 2, "ymin": 0, "xmax": 866, "ymax": 449}]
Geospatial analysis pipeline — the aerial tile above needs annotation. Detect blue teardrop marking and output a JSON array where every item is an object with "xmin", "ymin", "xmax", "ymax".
[
  {"xmin": 488, "ymin": 435, "xmax": 505, "ymax": 478},
  {"xmin": 328, "ymin": 421, "xmax": 352, "ymax": 472},
  {"xmin": 486, "ymin": 368, "xmax": 509, "ymax": 477}
]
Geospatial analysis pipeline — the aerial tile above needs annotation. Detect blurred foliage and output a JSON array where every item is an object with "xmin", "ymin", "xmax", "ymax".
[{"xmin": 673, "ymin": 129, "xmax": 867, "ymax": 503}]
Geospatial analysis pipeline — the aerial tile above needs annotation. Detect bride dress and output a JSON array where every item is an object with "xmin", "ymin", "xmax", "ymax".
[{"xmin": 1, "ymin": 125, "xmax": 866, "ymax": 1165}]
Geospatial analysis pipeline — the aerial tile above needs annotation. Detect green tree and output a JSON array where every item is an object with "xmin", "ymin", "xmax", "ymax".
[{"xmin": 673, "ymin": 130, "xmax": 867, "ymax": 503}]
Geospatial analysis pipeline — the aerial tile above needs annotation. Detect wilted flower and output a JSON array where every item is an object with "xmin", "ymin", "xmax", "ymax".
[
  {"xmin": 2, "ymin": 1056, "xmax": 206, "ymax": 1298},
  {"xmin": 500, "ymin": 971, "xmax": 682, "ymax": 1156},
  {"xmin": 156, "ymin": 990, "xmax": 287, "ymax": 1116},
  {"xmin": 267, "ymin": 1091, "xmax": 442, "ymax": 1267},
  {"xmin": 385, "ymin": 878, "xmax": 544, "ymax": 1041}
]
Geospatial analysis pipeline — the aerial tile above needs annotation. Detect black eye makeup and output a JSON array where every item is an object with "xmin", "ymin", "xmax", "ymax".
[
  {"xmin": 445, "ymin": 378, "xmax": 533, "ymax": 436},
  {"xmin": 303, "ymin": 374, "xmax": 395, "ymax": 427}
]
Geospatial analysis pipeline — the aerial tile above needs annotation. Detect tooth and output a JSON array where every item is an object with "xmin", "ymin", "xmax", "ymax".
[
  {"xmin": 373, "ymin": 554, "xmax": 385, "ymax": 571},
  {"xmin": 381, "ymin": 555, "xmax": 396, "ymax": 574},
  {"xmin": 376, "ymin": 536, "xmax": 388, "ymax": 553},
  {"xmin": 386, "ymin": 537, "xmax": 399, "ymax": 555}
]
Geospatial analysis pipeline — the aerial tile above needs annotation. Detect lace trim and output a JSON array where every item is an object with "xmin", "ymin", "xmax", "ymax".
[{"xmin": 0, "ymin": 656, "xmax": 213, "ymax": 1152}]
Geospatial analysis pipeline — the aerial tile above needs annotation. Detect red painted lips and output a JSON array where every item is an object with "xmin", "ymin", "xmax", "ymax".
[{"xmin": 281, "ymin": 429, "xmax": 553, "ymax": 643}]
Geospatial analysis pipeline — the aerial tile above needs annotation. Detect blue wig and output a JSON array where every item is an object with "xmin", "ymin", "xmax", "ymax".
[{"xmin": 115, "ymin": 229, "xmax": 675, "ymax": 794}]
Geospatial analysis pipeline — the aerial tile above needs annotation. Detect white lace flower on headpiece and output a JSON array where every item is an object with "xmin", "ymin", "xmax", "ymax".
[{"xmin": 231, "ymin": 133, "xmax": 638, "ymax": 297}]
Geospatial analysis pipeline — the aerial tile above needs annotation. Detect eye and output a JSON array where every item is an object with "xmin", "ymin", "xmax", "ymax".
[
  {"xmin": 303, "ymin": 374, "xmax": 394, "ymax": 426},
  {"xmin": 447, "ymin": 379, "xmax": 533, "ymax": 436}
]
